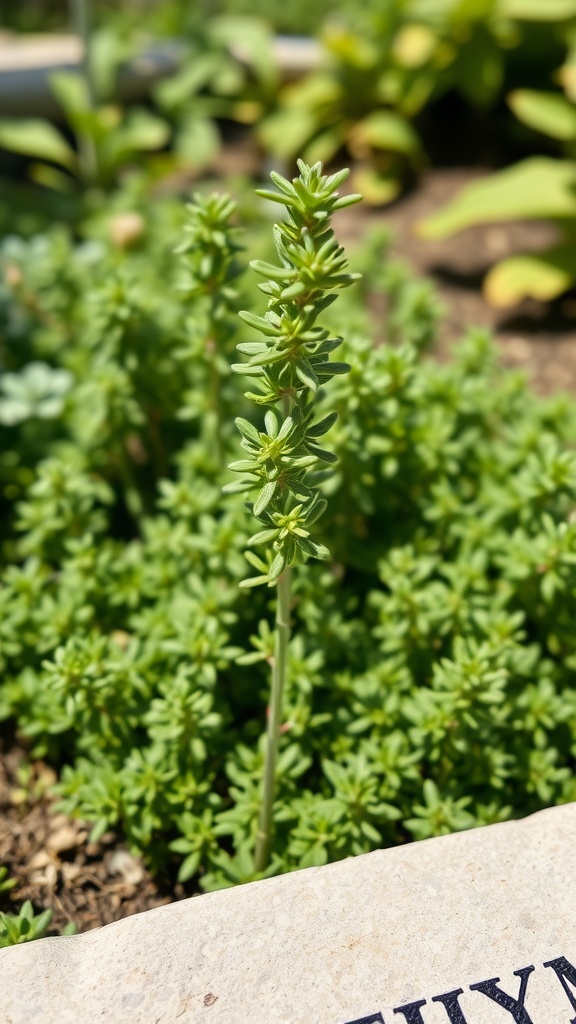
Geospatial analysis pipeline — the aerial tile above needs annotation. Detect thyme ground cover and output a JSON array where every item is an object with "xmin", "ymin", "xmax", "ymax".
[{"xmin": 1, "ymin": 169, "xmax": 576, "ymax": 891}]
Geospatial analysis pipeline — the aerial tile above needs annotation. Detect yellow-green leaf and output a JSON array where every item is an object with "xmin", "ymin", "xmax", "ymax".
[
  {"xmin": 484, "ymin": 247, "xmax": 576, "ymax": 307},
  {"xmin": 0, "ymin": 119, "xmax": 77, "ymax": 172},
  {"xmin": 393, "ymin": 24, "xmax": 437, "ymax": 69},
  {"xmin": 509, "ymin": 90, "xmax": 576, "ymax": 142},
  {"xmin": 351, "ymin": 166, "xmax": 401, "ymax": 206},
  {"xmin": 498, "ymin": 0, "xmax": 576, "ymax": 19},
  {"xmin": 349, "ymin": 111, "xmax": 421, "ymax": 158},
  {"xmin": 417, "ymin": 158, "xmax": 576, "ymax": 239}
]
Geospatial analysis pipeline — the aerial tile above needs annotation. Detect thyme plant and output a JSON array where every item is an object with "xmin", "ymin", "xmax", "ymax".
[
  {"xmin": 225, "ymin": 161, "xmax": 361, "ymax": 870},
  {"xmin": 176, "ymin": 192, "xmax": 243, "ymax": 466}
]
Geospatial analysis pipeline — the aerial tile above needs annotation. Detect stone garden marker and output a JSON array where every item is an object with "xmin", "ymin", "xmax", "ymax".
[{"xmin": 1, "ymin": 803, "xmax": 575, "ymax": 1023}]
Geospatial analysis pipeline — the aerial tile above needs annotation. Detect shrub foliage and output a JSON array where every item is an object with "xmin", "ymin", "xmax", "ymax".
[{"xmin": 1, "ymin": 177, "xmax": 576, "ymax": 889}]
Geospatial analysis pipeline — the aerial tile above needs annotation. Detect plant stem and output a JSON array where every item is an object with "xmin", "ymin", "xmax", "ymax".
[
  {"xmin": 69, "ymin": 0, "xmax": 98, "ymax": 183},
  {"xmin": 206, "ymin": 331, "xmax": 222, "ymax": 467},
  {"xmin": 254, "ymin": 564, "xmax": 291, "ymax": 874}
]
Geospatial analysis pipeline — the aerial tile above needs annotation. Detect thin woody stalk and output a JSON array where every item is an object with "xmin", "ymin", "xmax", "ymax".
[
  {"xmin": 225, "ymin": 161, "xmax": 361, "ymax": 871},
  {"xmin": 254, "ymin": 564, "xmax": 291, "ymax": 872}
]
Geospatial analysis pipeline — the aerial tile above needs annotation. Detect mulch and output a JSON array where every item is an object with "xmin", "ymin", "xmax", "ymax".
[{"xmin": 2, "ymin": 154, "xmax": 576, "ymax": 938}]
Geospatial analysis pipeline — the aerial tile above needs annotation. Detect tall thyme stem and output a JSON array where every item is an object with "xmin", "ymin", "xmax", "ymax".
[
  {"xmin": 225, "ymin": 161, "xmax": 361, "ymax": 875},
  {"xmin": 254, "ymin": 390, "xmax": 293, "ymax": 872},
  {"xmin": 255, "ymin": 564, "xmax": 291, "ymax": 873}
]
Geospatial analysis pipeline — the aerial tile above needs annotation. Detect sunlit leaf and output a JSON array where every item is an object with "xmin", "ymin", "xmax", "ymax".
[
  {"xmin": 508, "ymin": 90, "xmax": 576, "ymax": 142},
  {"xmin": 484, "ymin": 246, "xmax": 576, "ymax": 307},
  {"xmin": 0, "ymin": 119, "xmax": 77, "ymax": 171},
  {"xmin": 418, "ymin": 158, "xmax": 576, "ymax": 239}
]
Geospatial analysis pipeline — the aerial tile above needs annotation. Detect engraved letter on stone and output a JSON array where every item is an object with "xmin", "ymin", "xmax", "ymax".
[
  {"xmin": 543, "ymin": 956, "xmax": 576, "ymax": 1024},
  {"xmin": 469, "ymin": 966, "xmax": 535, "ymax": 1023},
  {"xmin": 432, "ymin": 988, "xmax": 469, "ymax": 1023},
  {"xmin": 393, "ymin": 999, "xmax": 427, "ymax": 1022}
]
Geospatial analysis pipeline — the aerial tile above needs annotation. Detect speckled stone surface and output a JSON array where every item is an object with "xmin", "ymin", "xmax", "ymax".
[{"xmin": 2, "ymin": 804, "xmax": 575, "ymax": 1024}]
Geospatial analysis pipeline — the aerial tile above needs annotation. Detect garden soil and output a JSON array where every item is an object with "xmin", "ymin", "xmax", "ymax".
[{"xmin": 2, "ymin": 161, "xmax": 576, "ymax": 937}]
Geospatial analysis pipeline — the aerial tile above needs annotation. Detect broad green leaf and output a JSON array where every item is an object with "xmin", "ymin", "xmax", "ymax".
[
  {"xmin": 258, "ymin": 110, "xmax": 318, "ymax": 160},
  {"xmin": 49, "ymin": 71, "xmax": 90, "ymax": 119},
  {"xmin": 351, "ymin": 166, "xmax": 401, "ymax": 206},
  {"xmin": 90, "ymin": 26, "xmax": 132, "ymax": 100},
  {"xmin": 418, "ymin": 158, "xmax": 576, "ymax": 239},
  {"xmin": 484, "ymin": 246, "xmax": 576, "ymax": 307},
  {"xmin": 211, "ymin": 15, "xmax": 278, "ymax": 87},
  {"xmin": 174, "ymin": 114, "xmax": 220, "ymax": 169},
  {"xmin": 508, "ymin": 90, "xmax": 576, "ymax": 142},
  {"xmin": 497, "ymin": 0, "xmax": 576, "ymax": 19},
  {"xmin": 154, "ymin": 54, "xmax": 222, "ymax": 111},
  {"xmin": 29, "ymin": 163, "xmax": 77, "ymax": 193},
  {"xmin": 349, "ymin": 111, "xmax": 421, "ymax": 157},
  {"xmin": 322, "ymin": 23, "xmax": 379, "ymax": 68},
  {"xmin": 0, "ymin": 119, "xmax": 77, "ymax": 171},
  {"xmin": 303, "ymin": 126, "xmax": 347, "ymax": 166},
  {"xmin": 110, "ymin": 109, "xmax": 170, "ymax": 156},
  {"xmin": 393, "ymin": 24, "xmax": 437, "ymax": 68}
]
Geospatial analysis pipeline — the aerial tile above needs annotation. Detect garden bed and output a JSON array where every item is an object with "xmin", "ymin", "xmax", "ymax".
[{"xmin": 2, "ymin": 151, "xmax": 576, "ymax": 937}]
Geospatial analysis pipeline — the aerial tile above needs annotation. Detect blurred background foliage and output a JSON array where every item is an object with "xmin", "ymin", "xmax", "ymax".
[{"xmin": 2, "ymin": 0, "xmax": 576, "ymax": 220}]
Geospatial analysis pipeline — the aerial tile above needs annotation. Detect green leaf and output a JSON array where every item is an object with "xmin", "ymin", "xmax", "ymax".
[
  {"xmin": 253, "ymin": 480, "xmax": 277, "ymax": 515},
  {"xmin": 49, "ymin": 71, "xmax": 90, "ymax": 119},
  {"xmin": 508, "ymin": 90, "xmax": 576, "ymax": 142},
  {"xmin": 484, "ymin": 246, "xmax": 576, "ymax": 307},
  {"xmin": 107, "ymin": 109, "xmax": 170, "ymax": 160},
  {"xmin": 228, "ymin": 459, "xmax": 259, "ymax": 473},
  {"xmin": 314, "ymin": 362, "xmax": 350, "ymax": 376},
  {"xmin": 174, "ymin": 114, "xmax": 220, "ymax": 169},
  {"xmin": 247, "ymin": 527, "xmax": 279, "ymax": 546},
  {"xmin": 0, "ymin": 119, "xmax": 77, "ymax": 172},
  {"xmin": 231, "ymin": 363, "xmax": 266, "ymax": 376},
  {"xmin": 351, "ymin": 166, "xmax": 401, "ymax": 206},
  {"xmin": 307, "ymin": 445, "xmax": 338, "ymax": 464},
  {"xmin": 249, "ymin": 260, "xmax": 294, "ymax": 282},
  {"xmin": 349, "ymin": 111, "xmax": 421, "ymax": 157},
  {"xmin": 222, "ymin": 479, "xmax": 256, "ymax": 494},
  {"xmin": 499, "ymin": 0, "xmax": 576, "ymax": 19},
  {"xmin": 308, "ymin": 411, "xmax": 338, "ymax": 437},
  {"xmin": 238, "ymin": 311, "xmax": 280, "ymax": 336},
  {"xmin": 295, "ymin": 362, "xmax": 318, "ymax": 391},
  {"xmin": 264, "ymin": 409, "xmax": 278, "ymax": 437},
  {"xmin": 239, "ymin": 574, "xmax": 269, "ymax": 588},
  {"xmin": 244, "ymin": 550, "xmax": 269, "ymax": 573},
  {"xmin": 236, "ymin": 342, "xmax": 269, "ymax": 355},
  {"xmin": 418, "ymin": 158, "xmax": 576, "ymax": 239},
  {"xmin": 268, "ymin": 551, "xmax": 286, "ymax": 580},
  {"xmin": 235, "ymin": 417, "xmax": 260, "ymax": 444}
]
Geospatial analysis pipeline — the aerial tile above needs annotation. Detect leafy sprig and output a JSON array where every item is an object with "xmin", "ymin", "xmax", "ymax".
[{"xmin": 225, "ymin": 160, "xmax": 361, "ymax": 586}]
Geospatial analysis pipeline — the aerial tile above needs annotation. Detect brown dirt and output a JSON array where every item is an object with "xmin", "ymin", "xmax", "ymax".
[
  {"xmin": 0, "ymin": 743, "xmax": 182, "ymax": 936},
  {"xmin": 2, "ymin": 157, "xmax": 576, "ymax": 939},
  {"xmin": 340, "ymin": 166, "xmax": 576, "ymax": 395}
]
